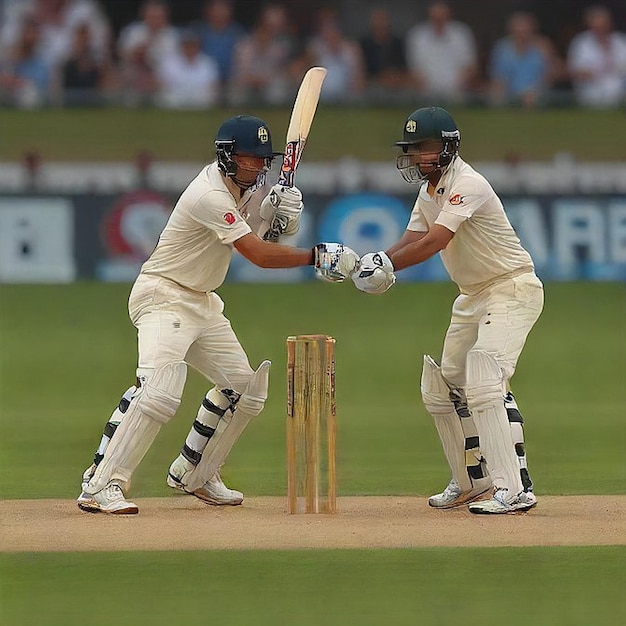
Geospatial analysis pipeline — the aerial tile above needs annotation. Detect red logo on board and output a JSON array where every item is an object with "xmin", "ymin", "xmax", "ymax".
[{"xmin": 224, "ymin": 212, "xmax": 236, "ymax": 225}]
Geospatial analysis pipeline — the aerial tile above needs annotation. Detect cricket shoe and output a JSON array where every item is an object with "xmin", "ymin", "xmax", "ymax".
[
  {"xmin": 468, "ymin": 489, "xmax": 537, "ymax": 515},
  {"xmin": 167, "ymin": 456, "xmax": 243, "ymax": 506},
  {"xmin": 78, "ymin": 463, "xmax": 132, "ymax": 508},
  {"xmin": 77, "ymin": 480, "xmax": 138, "ymax": 515},
  {"xmin": 428, "ymin": 478, "xmax": 491, "ymax": 509}
]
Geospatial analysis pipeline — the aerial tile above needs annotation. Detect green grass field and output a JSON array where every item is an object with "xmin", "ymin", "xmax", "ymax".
[
  {"xmin": 1, "ymin": 282, "xmax": 624, "ymax": 499},
  {"xmin": 1, "ymin": 281, "xmax": 624, "ymax": 626},
  {"xmin": 2, "ymin": 107, "xmax": 624, "ymax": 162},
  {"xmin": 2, "ymin": 547, "xmax": 624, "ymax": 626}
]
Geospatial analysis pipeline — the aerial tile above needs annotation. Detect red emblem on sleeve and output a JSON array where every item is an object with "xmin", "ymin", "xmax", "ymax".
[
  {"xmin": 449, "ymin": 194, "xmax": 464, "ymax": 205},
  {"xmin": 223, "ymin": 212, "xmax": 236, "ymax": 225}
]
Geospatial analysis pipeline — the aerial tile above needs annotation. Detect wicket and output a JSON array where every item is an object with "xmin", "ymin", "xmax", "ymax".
[{"xmin": 286, "ymin": 335, "xmax": 337, "ymax": 514}]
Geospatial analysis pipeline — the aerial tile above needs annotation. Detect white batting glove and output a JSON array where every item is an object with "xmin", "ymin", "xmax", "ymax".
[
  {"xmin": 313, "ymin": 243, "xmax": 359, "ymax": 283},
  {"xmin": 352, "ymin": 251, "xmax": 396, "ymax": 294},
  {"xmin": 260, "ymin": 184, "xmax": 303, "ymax": 239}
]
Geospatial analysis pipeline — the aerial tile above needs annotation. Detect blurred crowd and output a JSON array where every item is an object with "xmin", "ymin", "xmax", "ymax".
[{"xmin": 1, "ymin": 0, "xmax": 625, "ymax": 110}]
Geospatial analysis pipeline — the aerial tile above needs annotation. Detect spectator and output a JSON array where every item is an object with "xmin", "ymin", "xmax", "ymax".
[
  {"xmin": 567, "ymin": 4, "xmax": 626, "ymax": 107},
  {"xmin": 229, "ymin": 3, "xmax": 296, "ymax": 105},
  {"xmin": 1, "ymin": 0, "xmax": 110, "ymax": 70},
  {"xmin": 156, "ymin": 29, "xmax": 220, "ymax": 109},
  {"xmin": 117, "ymin": 40, "xmax": 159, "ymax": 107},
  {"xmin": 305, "ymin": 11, "xmax": 366, "ymax": 103},
  {"xmin": 57, "ymin": 21, "xmax": 111, "ymax": 105},
  {"xmin": 488, "ymin": 12, "xmax": 560, "ymax": 108},
  {"xmin": 0, "ymin": 18, "xmax": 51, "ymax": 107},
  {"xmin": 117, "ymin": 0, "xmax": 178, "ymax": 69},
  {"xmin": 195, "ymin": 0, "xmax": 246, "ymax": 86},
  {"xmin": 405, "ymin": 1, "xmax": 478, "ymax": 103},
  {"xmin": 359, "ymin": 7, "xmax": 407, "ymax": 94}
]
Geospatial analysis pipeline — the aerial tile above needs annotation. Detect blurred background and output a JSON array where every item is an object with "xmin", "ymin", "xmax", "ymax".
[
  {"xmin": 0, "ymin": 0, "xmax": 625, "ymax": 284},
  {"xmin": 1, "ymin": 5, "xmax": 624, "ymax": 624}
]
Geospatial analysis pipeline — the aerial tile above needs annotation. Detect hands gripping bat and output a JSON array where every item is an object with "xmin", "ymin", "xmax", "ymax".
[{"xmin": 263, "ymin": 66, "xmax": 327, "ymax": 242}]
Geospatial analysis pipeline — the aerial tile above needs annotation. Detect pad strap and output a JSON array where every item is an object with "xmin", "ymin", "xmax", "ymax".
[{"xmin": 184, "ymin": 360, "xmax": 271, "ymax": 491}]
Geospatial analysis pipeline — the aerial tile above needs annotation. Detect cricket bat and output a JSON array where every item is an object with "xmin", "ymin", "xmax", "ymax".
[{"xmin": 263, "ymin": 66, "xmax": 327, "ymax": 241}]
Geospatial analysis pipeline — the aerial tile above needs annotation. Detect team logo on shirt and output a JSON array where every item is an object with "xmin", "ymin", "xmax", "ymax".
[
  {"xmin": 223, "ymin": 212, "xmax": 236, "ymax": 225},
  {"xmin": 258, "ymin": 127, "xmax": 269, "ymax": 143},
  {"xmin": 449, "ymin": 193, "xmax": 464, "ymax": 205}
]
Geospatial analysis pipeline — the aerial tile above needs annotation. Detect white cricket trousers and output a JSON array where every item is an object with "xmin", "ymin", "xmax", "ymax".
[
  {"xmin": 128, "ymin": 274, "xmax": 253, "ymax": 393},
  {"xmin": 440, "ymin": 271, "xmax": 544, "ymax": 390}
]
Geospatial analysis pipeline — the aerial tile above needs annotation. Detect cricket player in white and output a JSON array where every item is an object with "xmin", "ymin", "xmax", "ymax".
[
  {"xmin": 78, "ymin": 114, "xmax": 357, "ymax": 514},
  {"xmin": 353, "ymin": 106, "xmax": 543, "ymax": 514}
]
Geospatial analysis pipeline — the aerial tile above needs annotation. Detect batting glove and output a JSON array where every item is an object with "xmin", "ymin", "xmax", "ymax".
[
  {"xmin": 352, "ymin": 251, "xmax": 396, "ymax": 294},
  {"xmin": 312, "ymin": 243, "xmax": 359, "ymax": 283},
  {"xmin": 260, "ymin": 184, "xmax": 303, "ymax": 240}
]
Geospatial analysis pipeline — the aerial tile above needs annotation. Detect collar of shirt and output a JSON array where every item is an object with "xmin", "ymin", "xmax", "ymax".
[
  {"xmin": 434, "ymin": 156, "xmax": 464, "ymax": 196},
  {"xmin": 206, "ymin": 160, "xmax": 254, "ymax": 210}
]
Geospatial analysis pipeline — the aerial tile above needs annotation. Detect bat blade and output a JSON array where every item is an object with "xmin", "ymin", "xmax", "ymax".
[
  {"xmin": 278, "ymin": 66, "xmax": 327, "ymax": 188},
  {"xmin": 263, "ymin": 67, "xmax": 326, "ymax": 242}
]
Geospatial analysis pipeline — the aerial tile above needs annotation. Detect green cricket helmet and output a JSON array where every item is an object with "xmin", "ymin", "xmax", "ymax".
[
  {"xmin": 395, "ymin": 106, "xmax": 461, "ymax": 183},
  {"xmin": 215, "ymin": 114, "xmax": 281, "ymax": 189}
]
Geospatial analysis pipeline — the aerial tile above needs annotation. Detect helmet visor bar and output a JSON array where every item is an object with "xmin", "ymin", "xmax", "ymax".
[{"xmin": 395, "ymin": 154, "xmax": 428, "ymax": 183}]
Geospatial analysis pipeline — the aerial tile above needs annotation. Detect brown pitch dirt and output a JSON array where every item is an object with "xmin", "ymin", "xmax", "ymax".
[{"xmin": 1, "ymin": 496, "xmax": 624, "ymax": 552}]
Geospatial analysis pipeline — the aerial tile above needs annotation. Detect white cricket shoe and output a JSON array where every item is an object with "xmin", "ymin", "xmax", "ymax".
[
  {"xmin": 469, "ymin": 489, "xmax": 537, "ymax": 515},
  {"xmin": 167, "ymin": 456, "xmax": 243, "ymax": 506},
  {"xmin": 77, "ymin": 480, "xmax": 138, "ymax": 515},
  {"xmin": 428, "ymin": 478, "xmax": 491, "ymax": 509},
  {"xmin": 77, "ymin": 463, "xmax": 132, "ymax": 508},
  {"xmin": 193, "ymin": 473, "xmax": 244, "ymax": 506}
]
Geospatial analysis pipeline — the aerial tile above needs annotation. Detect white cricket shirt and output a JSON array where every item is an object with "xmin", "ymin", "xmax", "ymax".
[
  {"xmin": 140, "ymin": 162, "xmax": 253, "ymax": 292},
  {"xmin": 407, "ymin": 157, "xmax": 534, "ymax": 294}
]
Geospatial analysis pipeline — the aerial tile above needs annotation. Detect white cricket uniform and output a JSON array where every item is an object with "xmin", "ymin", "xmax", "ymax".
[
  {"xmin": 407, "ymin": 156, "xmax": 544, "ymax": 388},
  {"xmin": 128, "ymin": 161, "xmax": 258, "ymax": 393}
]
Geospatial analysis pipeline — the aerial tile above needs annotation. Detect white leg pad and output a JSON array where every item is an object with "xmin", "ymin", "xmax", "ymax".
[
  {"xmin": 185, "ymin": 360, "xmax": 271, "ymax": 491},
  {"xmin": 86, "ymin": 362, "xmax": 187, "ymax": 493},
  {"xmin": 465, "ymin": 350, "xmax": 523, "ymax": 496},
  {"xmin": 421, "ymin": 355, "xmax": 473, "ymax": 492}
]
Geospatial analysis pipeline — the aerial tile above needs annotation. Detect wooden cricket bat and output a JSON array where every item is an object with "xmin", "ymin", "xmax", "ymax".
[
  {"xmin": 264, "ymin": 67, "xmax": 327, "ymax": 241},
  {"xmin": 278, "ymin": 66, "xmax": 327, "ymax": 188}
]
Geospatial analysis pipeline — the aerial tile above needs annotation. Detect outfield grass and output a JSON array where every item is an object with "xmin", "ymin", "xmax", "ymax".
[
  {"xmin": 1, "ymin": 107, "xmax": 624, "ymax": 162},
  {"xmin": 0, "ymin": 281, "xmax": 623, "ymax": 499},
  {"xmin": 1, "ymin": 283, "xmax": 624, "ymax": 626},
  {"xmin": 1, "ymin": 547, "xmax": 624, "ymax": 626}
]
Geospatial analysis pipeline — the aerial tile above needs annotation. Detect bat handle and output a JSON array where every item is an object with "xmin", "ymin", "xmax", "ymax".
[{"xmin": 278, "ymin": 169, "xmax": 295, "ymax": 188}]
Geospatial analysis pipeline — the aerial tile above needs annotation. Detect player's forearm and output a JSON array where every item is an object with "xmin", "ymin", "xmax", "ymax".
[
  {"xmin": 247, "ymin": 242, "xmax": 313, "ymax": 269},
  {"xmin": 234, "ymin": 233, "xmax": 314, "ymax": 268},
  {"xmin": 386, "ymin": 230, "xmax": 427, "ymax": 256},
  {"xmin": 388, "ymin": 237, "xmax": 442, "ymax": 271},
  {"xmin": 388, "ymin": 225, "xmax": 453, "ymax": 271}
]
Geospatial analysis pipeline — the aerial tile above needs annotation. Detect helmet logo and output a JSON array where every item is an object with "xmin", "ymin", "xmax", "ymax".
[
  {"xmin": 258, "ymin": 127, "xmax": 269, "ymax": 143},
  {"xmin": 406, "ymin": 119, "xmax": 417, "ymax": 133}
]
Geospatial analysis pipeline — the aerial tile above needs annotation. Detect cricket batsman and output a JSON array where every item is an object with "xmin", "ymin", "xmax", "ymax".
[
  {"xmin": 352, "ymin": 106, "xmax": 543, "ymax": 514},
  {"xmin": 77, "ymin": 114, "xmax": 358, "ymax": 514}
]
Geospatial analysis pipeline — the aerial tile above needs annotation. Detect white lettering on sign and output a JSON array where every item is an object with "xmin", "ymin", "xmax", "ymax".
[
  {"xmin": 554, "ymin": 200, "xmax": 606, "ymax": 265},
  {"xmin": 608, "ymin": 201, "xmax": 626, "ymax": 264}
]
